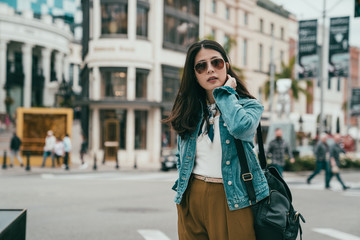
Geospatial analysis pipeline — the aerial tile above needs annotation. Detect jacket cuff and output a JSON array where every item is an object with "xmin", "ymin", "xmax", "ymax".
[{"xmin": 213, "ymin": 86, "xmax": 239, "ymax": 98}]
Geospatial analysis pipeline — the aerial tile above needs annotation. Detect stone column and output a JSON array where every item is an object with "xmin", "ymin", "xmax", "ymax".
[
  {"xmin": 92, "ymin": 67, "xmax": 100, "ymax": 100},
  {"xmin": 72, "ymin": 64, "xmax": 81, "ymax": 93},
  {"xmin": 128, "ymin": 0, "xmax": 136, "ymax": 41},
  {"xmin": 63, "ymin": 54, "xmax": 69, "ymax": 82},
  {"xmin": 127, "ymin": 66, "xmax": 135, "ymax": 101},
  {"xmin": 126, "ymin": 109, "xmax": 135, "ymax": 166},
  {"xmin": 55, "ymin": 52, "xmax": 63, "ymax": 82},
  {"xmin": 93, "ymin": 0, "xmax": 101, "ymax": 40},
  {"xmin": 41, "ymin": 47, "xmax": 51, "ymax": 106},
  {"xmin": 22, "ymin": 43, "xmax": 33, "ymax": 108},
  {"xmin": 91, "ymin": 107, "xmax": 100, "ymax": 155},
  {"xmin": 0, "ymin": 39, "xmax": 8, "ymax": 113}
]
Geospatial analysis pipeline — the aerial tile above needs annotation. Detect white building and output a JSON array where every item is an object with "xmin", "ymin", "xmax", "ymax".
[
  {"xmin": 0, "ymin": 2, "xmax": 82, "ymax": 117},
  {"xmin": 80, "ymin": 0, "xmax": 199, "ymax": 167}
]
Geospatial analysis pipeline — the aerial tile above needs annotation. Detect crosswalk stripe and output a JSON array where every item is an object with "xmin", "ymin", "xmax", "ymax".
[
  {"xmin": 313, "ymin": 228, "xmax": 360, "ymax": 240},
  {"xmin": 138, "ymin": 229, "xmax": 171, "ymax": 240}
]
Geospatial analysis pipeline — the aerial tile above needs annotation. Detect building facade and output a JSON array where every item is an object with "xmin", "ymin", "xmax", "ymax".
[
  {"xmin": 80, "ymin": 0, "xmax": 199, "ymax": 167},
  {"xmin": 0, "ymin": 1, "xmax": 82, "ymax": 120}
]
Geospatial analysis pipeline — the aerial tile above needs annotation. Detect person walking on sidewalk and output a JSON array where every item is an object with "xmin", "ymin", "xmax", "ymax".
[
  {"xmin": 9, "ymin": 132, "xmax": 23, "ymax": 167},
  {"xmin": 63, "ymin": 134, "xmax": 71, "ymax": 170},
  {"xmin": 266, "ymin": 128, "xmax": 295, "ymax": 176},
  {"xmin": 79, "ymin": 134, "xmax": 88, "ymax": 169},
  {"xmin": 327, "ymin": 134, "xmax": 349, "ymax": 190},
  {"xmin": 307, "ymin": 133, "xmax": 330, "ymax": 188},
  {"xmin": 163, "ymin": 40, "xmax": 269, "ymax": 240},
  {"xmin": 41, "ymin": 130, "xmax": 56, "ymax": 168}
]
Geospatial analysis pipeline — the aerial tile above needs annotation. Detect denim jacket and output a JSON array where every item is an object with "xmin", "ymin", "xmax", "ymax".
[{"xmin": 172, "ymin": 86, "xmax": 269, "ymax": 211}]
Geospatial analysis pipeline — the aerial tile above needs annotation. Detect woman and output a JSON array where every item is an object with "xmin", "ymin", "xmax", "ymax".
[{"xmin": 164, "ymin": 40, "xmax": 269, "ymax": 240}]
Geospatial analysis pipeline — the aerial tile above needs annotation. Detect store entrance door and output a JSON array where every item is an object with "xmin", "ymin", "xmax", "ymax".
[{"xmin": 104, "ymin": 119, "xmax": 119, "ymax": 161}]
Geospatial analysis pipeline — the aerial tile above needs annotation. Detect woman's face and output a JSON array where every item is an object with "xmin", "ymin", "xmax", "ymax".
[{"xmin": 194, "ymin": 48, "xmax": 227, "ymax": 95}]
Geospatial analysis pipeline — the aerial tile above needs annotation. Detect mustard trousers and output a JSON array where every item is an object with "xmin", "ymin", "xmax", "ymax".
[{"xmin": 177, "ymin": 177, "xmax": 256, "ymax": 240}]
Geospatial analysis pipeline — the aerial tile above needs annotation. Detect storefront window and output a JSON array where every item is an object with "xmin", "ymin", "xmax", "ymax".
[
  {"xmin": 100, "ymin": 67, "xmax": 127, "ymax": 99},
  {"xmin": 164, "ymin": 0, "xmax": 199, "ymax": 51},
  {"xmin": 100, "ymin": 109, "xmax": 127, "ymax": 150},
  {"xmin": 137, "ymin": 1, "xmax": 149, "ymax": 38},
  {"xmin": 136, "ymin": 68, "xmax": 149, "ymax": 99},
  {"xmin": 135, "ymin": 110, "xmax": 147, "ymax": 149},
  {"xmin": 101, "ymin": 1, "xmax": 128, "ymax": 36}
]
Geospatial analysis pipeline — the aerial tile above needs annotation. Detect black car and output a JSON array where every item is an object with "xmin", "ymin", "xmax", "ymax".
[{"xmin": 160, "ymin": 148, "xmax": 177, "ymax": 171}]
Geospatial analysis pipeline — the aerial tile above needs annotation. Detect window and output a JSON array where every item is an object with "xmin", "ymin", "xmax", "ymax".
[
  {"xmin": 270, "ymin": 23, "xmax": 274, "ymax": 36},
  {"xmin": 100, "ymin": 67, "xmax": 127, "ymax": 99},
  {"xmin": 101, "ymin": 1, "xmax": 128, "ymax": 36},
  {"xmin": 164, "ymin": 0, "xmax": 199, "ymax": 51},
  {"xmin": 211, "ymin": 28, "xmax": 215, "ymax": 39},
  {"xmin": 260, "ymin": 19, "xmax": 263, "ymax": 32},
  {"xmin": 259, "ymin": 44, "xmax": 263, "ymax": 71},
  {"xmin": 223, "ymin": 34, "xmax": 231, "ymax": 54},
  {"xmin": 243, "ymin": 39, "xmax": 247, "ymax": 66},
  {"xmin": 162, "ymin": 65, "xmax": 180, "ymax": 103},
  {"xmin": 135, "ymin": 110, "xmax": 147, "ymax": 149},
  {"xmin": 244, "ymin": 12, "xmax": 248, "ymax": 25},
  {"xmin": 212, "ymin": 0, "xmax": 216, "ymax": 13},
  {"xmin": 137, "ymin": 1, "xmax": 149, "ymax": 38},
  {"xmin": 281, "ymin": 27, "xmax": 284, "ymax": 40},
  {"xmin": 225, "ymin": 6, "xmax": 230, "ymax": 20},
  {"xmin": 136, "ymin": 68, "xmax": 149, "ymax": 99}
]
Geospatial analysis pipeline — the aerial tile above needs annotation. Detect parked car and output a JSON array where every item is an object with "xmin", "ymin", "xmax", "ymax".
[{"xmin": 160, "ymin": 148, "xmax": 177, "ymax": 171}]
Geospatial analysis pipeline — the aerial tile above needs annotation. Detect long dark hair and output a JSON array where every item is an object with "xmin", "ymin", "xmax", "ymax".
[{"xmin": 163, "ymin": 40, "xmax": 254, "ymax": 138}]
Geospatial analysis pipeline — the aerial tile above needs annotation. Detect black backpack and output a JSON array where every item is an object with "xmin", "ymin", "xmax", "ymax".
[{"xmin": 235, "ymin": 123, "xmax": 305, "ymax": 240}]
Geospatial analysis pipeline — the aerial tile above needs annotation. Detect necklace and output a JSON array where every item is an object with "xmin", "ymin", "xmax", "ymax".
[{"xmin": 207, "ymin": 103, "xmax": 217, "ymax": 142}]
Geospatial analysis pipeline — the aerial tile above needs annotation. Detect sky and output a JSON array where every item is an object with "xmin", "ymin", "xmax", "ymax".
[{"xmin": 271, "ymin": 0, "xmax": 360, "ymax": 48}]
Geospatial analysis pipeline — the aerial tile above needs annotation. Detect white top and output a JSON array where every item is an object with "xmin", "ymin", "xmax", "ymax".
[
  {"xmin": 193, "ymin": 116, "xmax": 223, "ymax": 178},
  {"xmin": 44, "ymin": 135, "xmax": 56, "ymax": 151},
  {"xmin": 54, "ymin": 141, "xmax": 64, "ymax": 156}
]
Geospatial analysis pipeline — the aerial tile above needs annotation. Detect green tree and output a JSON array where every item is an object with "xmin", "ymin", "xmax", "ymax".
[{"xmin": 263, "ymin": 56, "xmax": 313, "ymax": 104}]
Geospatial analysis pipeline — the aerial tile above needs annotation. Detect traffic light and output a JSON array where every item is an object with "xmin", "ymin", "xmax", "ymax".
[{"xmin": 356, "ymin": 0, "xmax": 360, "ymax": 18}]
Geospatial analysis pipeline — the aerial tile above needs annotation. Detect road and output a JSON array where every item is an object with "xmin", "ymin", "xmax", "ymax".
[{"xmin": 1, "ymin": 168, "xmax": 360, "ymax": 240}]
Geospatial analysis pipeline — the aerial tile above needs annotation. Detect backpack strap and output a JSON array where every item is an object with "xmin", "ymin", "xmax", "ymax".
[{"xmin": 235, "ymin": 123, "xmax": 266, "ymax": 203}]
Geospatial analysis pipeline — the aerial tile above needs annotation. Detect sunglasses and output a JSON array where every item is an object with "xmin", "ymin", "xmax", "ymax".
[{"xmin": 194, "ymin": 58, "xmax": 225, "ymax": 74}]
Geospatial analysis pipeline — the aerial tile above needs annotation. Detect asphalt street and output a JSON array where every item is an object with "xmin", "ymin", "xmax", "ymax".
[{"xmin": 1, "ymin": 167, "xmax": 360, "ymax": 240}]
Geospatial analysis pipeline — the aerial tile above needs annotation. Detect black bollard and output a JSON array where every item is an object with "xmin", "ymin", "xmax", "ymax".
[
  {"xmin": 115, "ymin": 152, "xmax": 119, "ymax": 169},
  {"xmin": 2, "ymin": 151, "xmax": 7, "ymax": 169},
  {"xmin": 25, "ymin": 151, "xmax": 31, "ymax": 171},
  {"xmin": 102, "ymin": 153, "xmax": 105, "ymax": 164},
  {"xmin": 133, "ymin": 155, "xmax": 137, "ymax": 169},
  {"xmin": 93, "ymin": 154, "xmax": 97, "ymax": 170}
]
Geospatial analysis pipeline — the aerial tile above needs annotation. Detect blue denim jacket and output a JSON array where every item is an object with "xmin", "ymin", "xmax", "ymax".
[{"xmin": 172, "ymin": 86, "xmax": 269, "ymax": 211}]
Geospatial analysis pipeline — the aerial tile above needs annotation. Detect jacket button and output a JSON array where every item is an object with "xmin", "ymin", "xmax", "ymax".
[
  {"xmin": 234, "ymin": 204, "xmax": 239, "ymax": 208},
  {"xmin": 226, "ymin": 161, "xmax": 230, "ymax": 165},
  {"xmin": 223, "ymin": 123, "xmax": 227, "ymax": 127},
  {"xmin": 228, "ymin": 181, "xmax": 232, "ymax": 185},
  {"xmin": 226, "ymin": 140, "xmax": 230, "ymax": 144}
]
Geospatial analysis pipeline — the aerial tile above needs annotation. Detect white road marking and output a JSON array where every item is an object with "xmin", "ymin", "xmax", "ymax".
[
  {"xmin": 40, "ymin": 172, "xmax": 178, "ymax": 182},
  {"xmin": 313, "ymin": 228, "xmax": 360, "ymax": 240},
  {"xmin": 138, "ymin": 229, "xmax": 171, "ymax": 240}
]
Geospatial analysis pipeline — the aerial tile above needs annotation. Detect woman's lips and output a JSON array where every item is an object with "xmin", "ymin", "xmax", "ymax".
[{"xmin": 207, "ymin": 76, "xmax": 218, "ymax": 82}]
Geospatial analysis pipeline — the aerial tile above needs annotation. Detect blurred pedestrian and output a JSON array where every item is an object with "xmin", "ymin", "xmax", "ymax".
[
  {"xmin": 9, "ymin": 132, "xmax": 23, "ymax": 167},
  {"xmin": 63, "ymin": 134, "xmax": 71, "ymax": 170},
  {"xmin": 54, "ymin": 137, "xmax": 65, "ymax": 167},
  {"xmin": 307, "ymin": 133, "xmax": 330, "ymax": 188},
  {"xmin": 41, "ymin": 130, "xmax": 56, "ymax": 168},
  {"xmin": 163, "ymin": 40, "xmax": 268, "ymax": 240},
  {"xmin": 80, "ymin": 134, "xmax": 88, "ymax": 169},
  {"xmin": 5, "ymin": 114, "xmax": 11, "ymax": 130},
  {"xmin": 326, "ymin": 134, "xmax": 350, "ymax": 190},
  {"xmin": 266, "ymin": 128, "xmax": 295, "ymax": 176}
]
